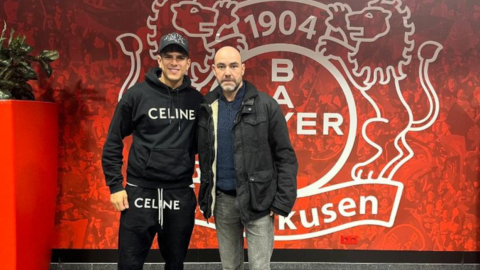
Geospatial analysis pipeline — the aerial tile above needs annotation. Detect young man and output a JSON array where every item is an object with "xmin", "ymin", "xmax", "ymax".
[
  {"xmin": 197, "ymin": 46, "xmax": 298, "ymax": 270},
  {"xmin": 102, "ymin": 32, "xmax": 203, "ymax": 270}
]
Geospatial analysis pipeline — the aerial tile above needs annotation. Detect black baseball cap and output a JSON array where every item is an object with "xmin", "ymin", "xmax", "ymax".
[{"xmin": 158, "ymin": 32, "xmax": 189, "ymax": 56}]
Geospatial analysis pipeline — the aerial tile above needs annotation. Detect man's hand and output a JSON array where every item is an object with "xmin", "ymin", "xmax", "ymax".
[
  {"xmin": 270, "ymin": 211, "xmax": 275, "ymax": 217},
  {"xmin": 110, "ymin": 190, "xmax": 129, "ymax": 211}
]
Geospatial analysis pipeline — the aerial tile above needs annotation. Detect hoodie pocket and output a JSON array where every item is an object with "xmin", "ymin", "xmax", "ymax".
[
  {"xmin": 248, "ymin": 169, "xmax": 276, "ymax": 212},
  {"xmin": 143, "ymin": 148, "xmax": 192, "ymax": 181}
]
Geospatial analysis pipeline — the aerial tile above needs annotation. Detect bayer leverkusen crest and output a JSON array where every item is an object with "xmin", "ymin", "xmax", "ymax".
[{"xmin": 117, "ymin": 0, "xmax": 442, "ymax": 242}]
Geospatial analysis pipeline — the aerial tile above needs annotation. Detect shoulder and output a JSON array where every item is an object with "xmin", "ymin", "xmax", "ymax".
[
  {"xmin": 257, "ymin": 91, "xmax": 275, "ymax": 102},
  {"xmin": 256, "ymin": 90, "xmax": 279, "ymax": 108},
  {"xmin": 244, "ymin": 81, "xmax": 277, "ymax": 105},
  {"xmin": 118, "ymin": 81, "xmax": 151, "ymax": 107},
  {"xmin": 122, "ymin": 82, "xmax": 149, "ymax": 98},
  {"xmin": 184, "ymin": 87, "xmax": 204, "ymax": 101},
  {"xmin": 204, "ymin": 88, "xmax": 220, "ymax": 104}
]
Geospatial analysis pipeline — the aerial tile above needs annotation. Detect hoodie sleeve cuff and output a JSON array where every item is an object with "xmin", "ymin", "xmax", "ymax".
[
  {"xmin": 109, "ymin": 183, "xmax": 125, "ymax": 194},
  {"xmin": 271, "ymin": 206, "xmax": 288, "ymax": 217}
]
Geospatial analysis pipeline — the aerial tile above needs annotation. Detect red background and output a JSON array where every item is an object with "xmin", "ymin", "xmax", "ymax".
[{"xmin": 2, "ymin": 0, "xmax": 480, "ymax": 251}]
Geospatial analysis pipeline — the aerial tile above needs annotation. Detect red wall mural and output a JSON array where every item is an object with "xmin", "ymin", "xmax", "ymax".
[{"xmin": 3, "ymin": 0, "xmax": 480, "ymax": 251}]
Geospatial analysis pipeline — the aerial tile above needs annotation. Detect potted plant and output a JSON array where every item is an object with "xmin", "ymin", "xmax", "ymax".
[
  {"xmin": 0, "ymin": 21, "xmax": 59, "ymax": 100},
  {"xmin": 0, "ymin": 21, "xmax": 60, "ymax": 270}
]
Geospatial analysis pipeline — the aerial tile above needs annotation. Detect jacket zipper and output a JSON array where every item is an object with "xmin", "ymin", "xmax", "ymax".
[{"xmin": 205, "ymin": 104, "xmax": 214, "ymax": 221}]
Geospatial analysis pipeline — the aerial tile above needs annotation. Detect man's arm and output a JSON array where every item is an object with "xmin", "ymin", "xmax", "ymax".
[
  {"xmin": 102, "ymin": 99, "xmax": 133, "ymax": 211},
  {"xmin": 193, "ymin": 96, "xmax": 206, "ymax": 154},
  {"xmin": 268, "ymin": 100, "xmax": 298, "ymax": 216}
]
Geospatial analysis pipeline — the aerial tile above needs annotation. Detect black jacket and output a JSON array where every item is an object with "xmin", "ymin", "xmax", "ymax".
[
  {"xmin": 197, "ymin": 81, "xmax": 297, "ymax": 223},
  {"xmin": 102, "ymin": 67, "xmax": 204, "ymax": 193}
]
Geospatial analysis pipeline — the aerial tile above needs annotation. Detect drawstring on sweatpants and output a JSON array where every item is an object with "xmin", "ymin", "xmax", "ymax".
[{"xmin": 158, "ymin": 188, "xmax": 164, "ymax": 229}]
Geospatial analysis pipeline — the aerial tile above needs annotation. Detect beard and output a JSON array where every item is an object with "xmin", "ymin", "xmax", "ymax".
[{"xmin": 219, "ymin": 79, "xmax": 241, "ymax": 92}]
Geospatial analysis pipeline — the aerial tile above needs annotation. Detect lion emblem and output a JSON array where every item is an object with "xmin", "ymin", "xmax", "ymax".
[
  {"xmin": 150, "ymin": 0, "xmax": 246, "ymax": 88},
  {"xmin": 317, "ymin": 0, "xmax": 442, "ymax": 181},
  {"xmin": 170, "ymin": 0, "xmax": 247, "ymax": 86},
  {"xmin": 116, "ymin": 0, "xmax": 246, "ymax": 97}
]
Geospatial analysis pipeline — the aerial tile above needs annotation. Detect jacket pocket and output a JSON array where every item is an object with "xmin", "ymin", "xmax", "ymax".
[
  {"xmin": 242, "ymin": 115, "xmax": 268, "ymax": 152},
  {"xmin": 243, "ymin": 115, "xmax": 267, "ymax": 127},
  {"xmin": 248, "ymin": 169, "xmax": 276, "ymax": 212},
  {"xmin": 143, "ymin": 148, "xmax": 192, "ymax": 181}
]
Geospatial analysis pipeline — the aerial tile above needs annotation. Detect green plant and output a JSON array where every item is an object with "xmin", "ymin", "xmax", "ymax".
[{"xmin": 0, "ymin": 21, "xmax": 59, "ymax": 100}]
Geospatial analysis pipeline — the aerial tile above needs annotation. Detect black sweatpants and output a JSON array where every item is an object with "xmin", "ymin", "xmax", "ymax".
[{"xmin": 118, "ymin": 185, "xmax": 196, "ymax": 270}]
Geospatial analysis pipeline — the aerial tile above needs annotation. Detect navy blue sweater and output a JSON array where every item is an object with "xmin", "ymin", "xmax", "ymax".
[{"xmin": 216, "ymin": 84, "xmax": 245, "ymax": 192}]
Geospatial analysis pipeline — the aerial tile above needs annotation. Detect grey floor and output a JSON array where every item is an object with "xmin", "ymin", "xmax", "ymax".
[{"xmin": 50, "ymin": 263, "xmax": 480, "ymax": 270}]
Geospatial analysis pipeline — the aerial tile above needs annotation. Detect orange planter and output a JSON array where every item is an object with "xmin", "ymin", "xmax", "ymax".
[{"xmin": 0, "ymin": 101, "xmax": 58, "ymax": 270}]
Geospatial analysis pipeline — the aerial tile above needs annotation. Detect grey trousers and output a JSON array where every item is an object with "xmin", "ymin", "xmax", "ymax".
[{"xmin": 214, "ymin": 192, "xmax": 274, "ymax": 270}]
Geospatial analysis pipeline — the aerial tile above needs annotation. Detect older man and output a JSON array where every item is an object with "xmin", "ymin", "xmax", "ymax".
[{"xmin": 197, "ymin": 46, "xmax": 298, "ymax": 270}]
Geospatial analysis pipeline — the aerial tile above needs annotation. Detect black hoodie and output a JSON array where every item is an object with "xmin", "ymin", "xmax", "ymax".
[{"xmin": 102, "ymin": 67, "xmax": 204, "ymax": 193}]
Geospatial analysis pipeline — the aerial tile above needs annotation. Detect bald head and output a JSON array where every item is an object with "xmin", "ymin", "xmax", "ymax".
[
  {"xmin": 214, "ymin": 46, "xmax": 242, "ymax": 63},
  {"xmin": 212, "ymin": 46, "xmax": 245, "ymax": 101}
]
